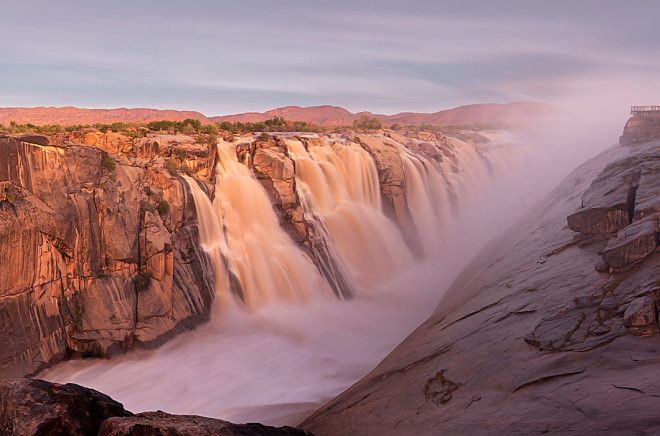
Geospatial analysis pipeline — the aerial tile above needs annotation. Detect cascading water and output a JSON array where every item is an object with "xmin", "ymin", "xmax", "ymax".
[
  {"xmin": 285, "ymin": 137, "xmax": 413, "ymax": 289},
  {"xmin": 181, "ymin": 175, "xmax": 231, "ymax": 298},
  {"xmin": 43, "ymin": 130, "xmax": 528, "ymax": 426},
  {"xmin": 185, "ymin": 141, "xmax": 329, "ymax": 307}
]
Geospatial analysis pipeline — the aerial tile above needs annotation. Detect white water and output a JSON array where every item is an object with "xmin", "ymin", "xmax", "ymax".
[
  {"xmin": 43, "ymin": 131, "xmax": 535, "ymax": 426},
  {"xmin": 189, "ymin": 141, "xmax": 329, "ymax": 307},
  {"xmin": 284, "ymin": 137, "xmax": 413, "ymax": 289}
]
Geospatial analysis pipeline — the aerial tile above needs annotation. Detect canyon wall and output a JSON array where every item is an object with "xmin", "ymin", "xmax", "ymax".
[
  {"xmin": 1, "ymin": 126, "xmax": 517, "ymax": 377},
  {"xmin": 0, "ymin": 134, "xmax": 216, "ymax": 377},
  {"xmin": 301, "ymin": 136, "xmax": 659, "ymax": 434}
]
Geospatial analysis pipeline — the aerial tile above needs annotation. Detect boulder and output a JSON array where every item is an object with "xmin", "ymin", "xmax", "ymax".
[
  {"xmin": 0, "ymin": 378, "xmax": 131, "ymax": 436},
  {"xmin": 0, "ymin": 378, "xmax": 310, "ymax": 436}
]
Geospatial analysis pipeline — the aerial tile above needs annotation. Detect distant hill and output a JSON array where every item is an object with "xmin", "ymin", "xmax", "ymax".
[
  {"xmin": 0, "ymin": 102, "xmax": 549, "ymax": 127},
  {"xmin": 212, "ymin": 102, "xmax": 549, "ymax": 127},
  {"xmin": 0, "ymin": 107, "xmax": 208, "ymax": 126}
]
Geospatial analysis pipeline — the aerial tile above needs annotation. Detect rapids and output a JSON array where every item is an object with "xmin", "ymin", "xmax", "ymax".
[{"xmin": 42, "ymin": 130, "xmax": 538, "ymax": 426}]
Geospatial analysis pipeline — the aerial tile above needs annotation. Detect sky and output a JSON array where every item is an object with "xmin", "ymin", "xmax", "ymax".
[{"xmin": 1, "ymin": 0, "xmax": 659, "ymax": 116}]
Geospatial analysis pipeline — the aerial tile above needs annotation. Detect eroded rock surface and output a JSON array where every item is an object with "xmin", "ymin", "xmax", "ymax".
[
  {"xmin": 301, "ymin": 139, "xmax": 660, "ymax": 435},
  {"xmin": 0, "ymin": 135, "xmax": 215, "ymax": 377}
]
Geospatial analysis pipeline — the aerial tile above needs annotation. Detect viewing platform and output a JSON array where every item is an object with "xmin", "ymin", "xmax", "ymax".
[{"xmin": 631, "ymin": 106, "xmax": 660, "ymax": 116}]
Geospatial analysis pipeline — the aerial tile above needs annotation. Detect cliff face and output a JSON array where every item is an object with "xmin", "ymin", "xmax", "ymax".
[
  {"xmin": 301, "ymin": 139, "xmax": 659, "ymax": 434},
  {"xmin": 0, "ymin": 134, "xmax": 215, "ymax": 377}
]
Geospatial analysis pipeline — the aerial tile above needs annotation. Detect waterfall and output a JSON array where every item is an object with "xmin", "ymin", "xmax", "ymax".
[
  {"xmin": 184, "ymin": 133, "xmax": 502, "ymax": 302},
  {"xmin": 184, "ymin": 142, "xmax": 329, "ymax": 307},
  {"xmin": 181, "ymin": 175, "xmax": 231, "ymax": 299},
  {"xmin": 44, "ymin": 129, "xmax": 529, "ymax": 426},
  {"xmin": 285, "ymin": 137, "xmax": 414, "ymax": 290}
]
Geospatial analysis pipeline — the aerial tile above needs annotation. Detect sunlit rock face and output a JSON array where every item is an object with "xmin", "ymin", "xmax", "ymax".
[
  {"xmin": 0, "ymin": 134, "xmax": 215, "ymax": 377},
  {"xmin": 301, "ymin": 139, "xmax": 659, "ymax": 435}
]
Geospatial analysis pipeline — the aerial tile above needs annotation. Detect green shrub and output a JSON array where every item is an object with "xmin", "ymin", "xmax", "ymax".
[
  {"xmin": 133, "ymin": 271, "xmax": 151, "ymax": 293},
  {"xmin": 257, "ymin": 132, "xmax": 269, "ymax": 141},
  {"xmin": 195, "ymin": 133, "xmax": 218, "ymax": 146},
  {"xmin": 164, "ymin": 158, "xmax": 179, "ymax": 176},
  {"xmin": 140, "ymin": 199, "xmax": 156, "ymax": 213},
  {"xmin": 156, "ymin": 199, "xmax": 170, "ymax": 216},
  {"xmin": 353, "ymin": 115, "xmax": 382, "ymax": 130},
  {"xmin": 101, "ymin": 152, "xmax": 116, "ymax": 172}
]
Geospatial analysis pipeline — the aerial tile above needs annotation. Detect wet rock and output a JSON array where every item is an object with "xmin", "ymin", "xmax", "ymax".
[
  {"xmin": 355, "ymin": 134, "xmax": 410, "ymax": 230},
  {"xmin": 99, "ymin": 411, "xmax": 310, "ymax": 436},
  {"xmin": 18, "ymin": 134, "xmax": 49, "ymax": 146},
  {"xmin": 0, "ymin": 378, "xmax": 131, "ymax": 436}
]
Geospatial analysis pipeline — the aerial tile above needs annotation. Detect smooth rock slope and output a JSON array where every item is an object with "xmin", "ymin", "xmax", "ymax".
[{"xmin": 301, "ymin": 139, "xmax": 659, "ymax": 434}]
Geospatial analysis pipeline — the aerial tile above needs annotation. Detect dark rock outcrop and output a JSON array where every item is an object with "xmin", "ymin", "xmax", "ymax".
[
  {"xmin": 99, "ymin": 411, "xmax": 309, "ymax": 436},
  {"xmin": 301, "ymin": 140, "xmax": 660, "ymax": 435},
  {"xmin": 0, "ymin": 378, "xmax": 309, "ymax": 436},
  {"xmin": 0, "ymin": 378, "xmax": 131, "ymax": 436}
]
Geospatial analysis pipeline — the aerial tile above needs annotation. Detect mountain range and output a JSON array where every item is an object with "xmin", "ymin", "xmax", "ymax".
[{"xmin": 0, "ymin": 102, "xmax": 548, "ymax": 127}]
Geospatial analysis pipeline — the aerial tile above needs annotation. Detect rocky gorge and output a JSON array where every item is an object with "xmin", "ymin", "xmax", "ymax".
[
  {"xmin": 1, "ymin": 111, "xmax": 657, "ymax": 435},
  {"xmin": 1, "ymin": 124, "xmax": 511, "ymax": 379}
]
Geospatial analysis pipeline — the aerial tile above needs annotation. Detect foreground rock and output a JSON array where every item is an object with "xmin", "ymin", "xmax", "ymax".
[
  {"xmin": 301, "ymin": 139, "xmax": 660, "ymax": 434},
  {"xmin": 0, "ymin": 378, "xmax": 130, "ymax": 435},
  {"xmin": 100, "ymin": 411, "xmax": 308, "ymax": 436},
  {"xmin": 0, "ymin": 378, "xmax": 309, "ymax": 436}
]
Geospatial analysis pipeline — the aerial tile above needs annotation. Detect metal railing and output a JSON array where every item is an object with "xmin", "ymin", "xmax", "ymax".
[{"xmin": 631, "ymin": 105, "xmax": 660, "ymax": 115}]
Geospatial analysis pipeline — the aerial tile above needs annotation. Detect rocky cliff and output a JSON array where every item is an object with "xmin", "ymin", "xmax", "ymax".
[
  {"xmin": 0, "ymin": 133, "xmax": 216, "ymax": 377},
  {"xmin": 301, "ymin": 138, "xmax": 659, "ymax": 434}
]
